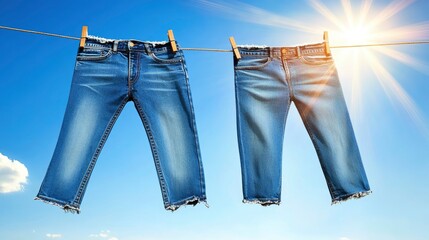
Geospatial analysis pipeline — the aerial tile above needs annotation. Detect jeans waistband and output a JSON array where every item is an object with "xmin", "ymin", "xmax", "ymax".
[
  {"xmin": 84, "ymin": 35, "xmax": 178, "ymax": 54},
  {"xmin": 238, "ymin": 42, "xmax": 328, "ymax": 58}
]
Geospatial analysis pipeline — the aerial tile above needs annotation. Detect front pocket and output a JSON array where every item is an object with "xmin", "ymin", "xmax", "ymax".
[
  {"xmin": 299, "ymin": 55, "xmax": 333, "ymax": 65},
  {"xmin": 235, "ymin": 57, "xmax": 272, "ymax": 70},
  {"xmin": 149, "ymin": 52, "xmax": 183, "ymax": 64},
  {"xmin": 76, "ymin": 48, "xmax": 113, "ymax": 61}
]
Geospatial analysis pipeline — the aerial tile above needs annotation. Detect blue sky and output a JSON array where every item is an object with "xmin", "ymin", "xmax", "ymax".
[{"xmin": 1, "ymin": 0, "xmax": 428, "ymax": 239}]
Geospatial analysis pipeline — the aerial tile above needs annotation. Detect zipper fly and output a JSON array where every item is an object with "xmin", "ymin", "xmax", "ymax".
[{"xmin": 282, "ymin": 57, "xmax": 294, "ymax": 99}]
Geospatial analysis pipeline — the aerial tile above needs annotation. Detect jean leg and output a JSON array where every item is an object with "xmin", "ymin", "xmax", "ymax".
[
  {"xmin": 36, "ymin": 53, "xmax": 128, "ymax": 213},
  {"xmin": 234, "ymin": 60, "xmax": 289, "ymax": 204},
  {"xmin": 292, "ymin": 59, "xmax": 371, "ymax": 204},
  {"xmin": 133, "ymin": 52, "xmax": 206, "ymax": 211}
]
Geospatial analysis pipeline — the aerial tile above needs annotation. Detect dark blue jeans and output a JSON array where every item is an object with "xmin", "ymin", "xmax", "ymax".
[
  {"xmin": 36, "ymin": 36, "xmax": 207, "ymax": 213},
  {"xmin": 234, "ymin": 42, "xmax": 371, "ymax": 205}
]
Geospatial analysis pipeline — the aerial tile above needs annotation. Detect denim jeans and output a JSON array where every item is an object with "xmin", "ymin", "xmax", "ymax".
[
  {"xmin": 36, "ymin": 36, "xmax": 207, "ymax": 213},
  {"xmin": 234, "ymin": 42, "xmax": 371, "ymax": 205}
]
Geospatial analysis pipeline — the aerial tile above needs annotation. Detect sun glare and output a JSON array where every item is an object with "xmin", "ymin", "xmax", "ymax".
[{"xmin": 310, "ymin": 0, "xmax": 429, "ymax": 136}]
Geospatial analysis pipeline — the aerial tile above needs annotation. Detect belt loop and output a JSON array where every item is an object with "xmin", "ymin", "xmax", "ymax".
[
  {"xmin": 113, "ymin": 40, "xmax": 119, "ymax": 52},
  {"xmin": 281, "ymin": 48, "xmax": 287, "ymax": 58},
  {"xmin": 144, "ymin": 43, "xmax": 152, "ymax": 54},
  {"xmin": 296, "ymin": 46, "xmax": 301, "ymax": 57}
]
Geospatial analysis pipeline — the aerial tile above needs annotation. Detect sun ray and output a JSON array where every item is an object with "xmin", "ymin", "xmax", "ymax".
[
  {"xmin": 300, "ymin": 64, "xmax": 338, "ymax": 118},
  {"xmin": 367, "ymin": 0, "xmax": 414, "ymax": 30},
  {"xmin": 357, "ymin": 0, "xmax": 373, "ymax": 27},
  {"xmin": 374, "ymin": 47, "xmax": 429, "ymax": 76},
  {"xmin": 365, "ymin": 50, "xmax": 429, "ymax": 136},
  {"xmin": 195, "ymin": 0, "xmax": 317, "ymax": 33},
  {"xmin": 341, "ymin": 0, "xmax": 355, "ymax": 26},
  {"xmin": 351, "ymin": 49, "xmax": 364, "ymax": 121},
  {"xmin": 309, "ymin": 0, "xmax": 347, "ymax": 31},
  {"xmin": 370, "ymin": 21, "xmax": 429, "ymax": 41}
]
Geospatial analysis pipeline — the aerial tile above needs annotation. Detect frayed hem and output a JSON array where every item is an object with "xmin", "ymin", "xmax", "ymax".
[
  {"xmin": 87, "ymin": 35, "xmax": 169, "ymax": 46},
  {"xmin": 87, "ymin": 35, "xmax": 115, "ymax": 43},
  {"xmin": 238, "ymin": 44, "xmax": 269, "ymax": 49},
  {"xmin": 34, "ymin": 197, "xmax": 80, "ymax": 214},
  {"xmin": 331, "ymin": 190, "xmax": 372, "ymax": 205},
  {"xmin": 165, "ymin": 196, "xmax": 209, "ymax": 212},
  {"xmin": 243, "ymin": 199, "xmax": 281, "ymax": 206}
]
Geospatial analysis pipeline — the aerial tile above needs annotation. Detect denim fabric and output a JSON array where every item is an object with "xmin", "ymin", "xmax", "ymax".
[
  {"xmin": 36, "ymin": 36, "xmax": 207, "ymax": 213},
  {"xmin": 234, "ymin": 42, "xmax": 371, "ymax": 205}
]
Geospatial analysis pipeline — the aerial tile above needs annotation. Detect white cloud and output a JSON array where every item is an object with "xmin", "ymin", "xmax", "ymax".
[
  {"xmin": 339, "ymin": 237, "xmax": 351, "ymax": 240},
  {"xmin": 89, "ymin": 230, "xmax": 119, "ymax": 240},
  {"xmin": 46, "ymin": 233, "xmax": 62, "ymax": 238},
  {"xmin": 0, "ymin": 153, "xmax": 28, "ymax": 193}
]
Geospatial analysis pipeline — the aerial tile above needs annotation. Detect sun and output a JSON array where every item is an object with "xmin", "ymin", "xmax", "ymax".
[{"xmin": 342, "ymin": 27, "xmax": 371, "ymax": 45}]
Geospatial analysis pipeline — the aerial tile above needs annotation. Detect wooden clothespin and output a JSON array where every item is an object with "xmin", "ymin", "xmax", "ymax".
[
  {"xmin": 79, "ymin": 26, "xmax": 88, "ymax": 48},
  {"xmin": 323, "ymin": 31, "xmax": 331, "ymax": 55},
  {"xmin": 229, "ymin": 36, "xmax": 241, "ymax": 59},
  {"xmin": 167, "ymin": 29, "xmax": 177, "ymax": 53}
]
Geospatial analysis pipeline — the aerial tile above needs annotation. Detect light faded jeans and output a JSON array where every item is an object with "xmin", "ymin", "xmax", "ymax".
[
  {"xmin": 234, "ymin": 42, "xmax": 371, "ymax": 205},
  {"xmin": 36, "ymin": 36, "xmax": 207, "ymax": 213}
]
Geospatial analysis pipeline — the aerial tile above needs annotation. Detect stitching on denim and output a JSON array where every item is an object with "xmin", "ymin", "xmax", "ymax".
[
  {"xmin": 149, "ymin": 52, "xmax": 183, "ymax": 64},
  {"xmin": 279, "ymin": 64, "xmax": 291, "ymax": 200},
  {"xmin": 133, "ymin": 100, "xmax": 170, "ymax": 205},
  {"xmin": 128, "ymin": 51, "xmax": 132, "ymax": 95},
  {"xmin": 73, "ymin": 98, "xmax": 129, "ymax": 205},
  {"xmin": 298, "ymin": 56, "xmax": 334, "ymax": 66},
  {"xmin": 234, "ymin": 69, "xmax": 248, "ymax": 198},
  {"xmin": 282, "ymin": 59, "xmax": 294, "ymax": 99},
  {"xmin": 234, "ymin": 57, "xmax": 273, "ymax": 70},
  {"xmin": 130, "ymin": 52, "xmax": 141, "ymax": 84},
  {"xmin": 76, "ymin": 49, "xmax": 113, "ymax": 61},
  {"xmin": 180, "ymin": 56, "xmax": 206, "ymax": 197}
]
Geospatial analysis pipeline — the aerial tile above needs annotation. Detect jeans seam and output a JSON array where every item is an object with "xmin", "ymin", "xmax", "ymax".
[
  {"xmin": 234, "ymin": 71, "xmax": 248, "ymax": 199},
  {"xmin": 180, "ymin": 59, "xmax": 206, "ymax": 197},
  {"xmin": 133, "ymin": 100, "xmax": 170, "ymax": 205},
  {"xmin": 73, "ymin": 97, "xmax": 129, "ymax": 205},
  {"xmin": 336, "ymin": 76, "xmax": 370, "ymax": 190},
  {"xmin": 279, "ymin": 93, "xmax": 291, "ymax": 201},
  {"xmin": 128, "ymin": 51, "xmax": 131, "ymax": 95}
]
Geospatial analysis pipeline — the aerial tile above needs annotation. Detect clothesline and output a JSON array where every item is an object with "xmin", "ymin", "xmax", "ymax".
[{"xmin": 2, "ymin": 25, "xmax": 429, "ymax": 52}]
